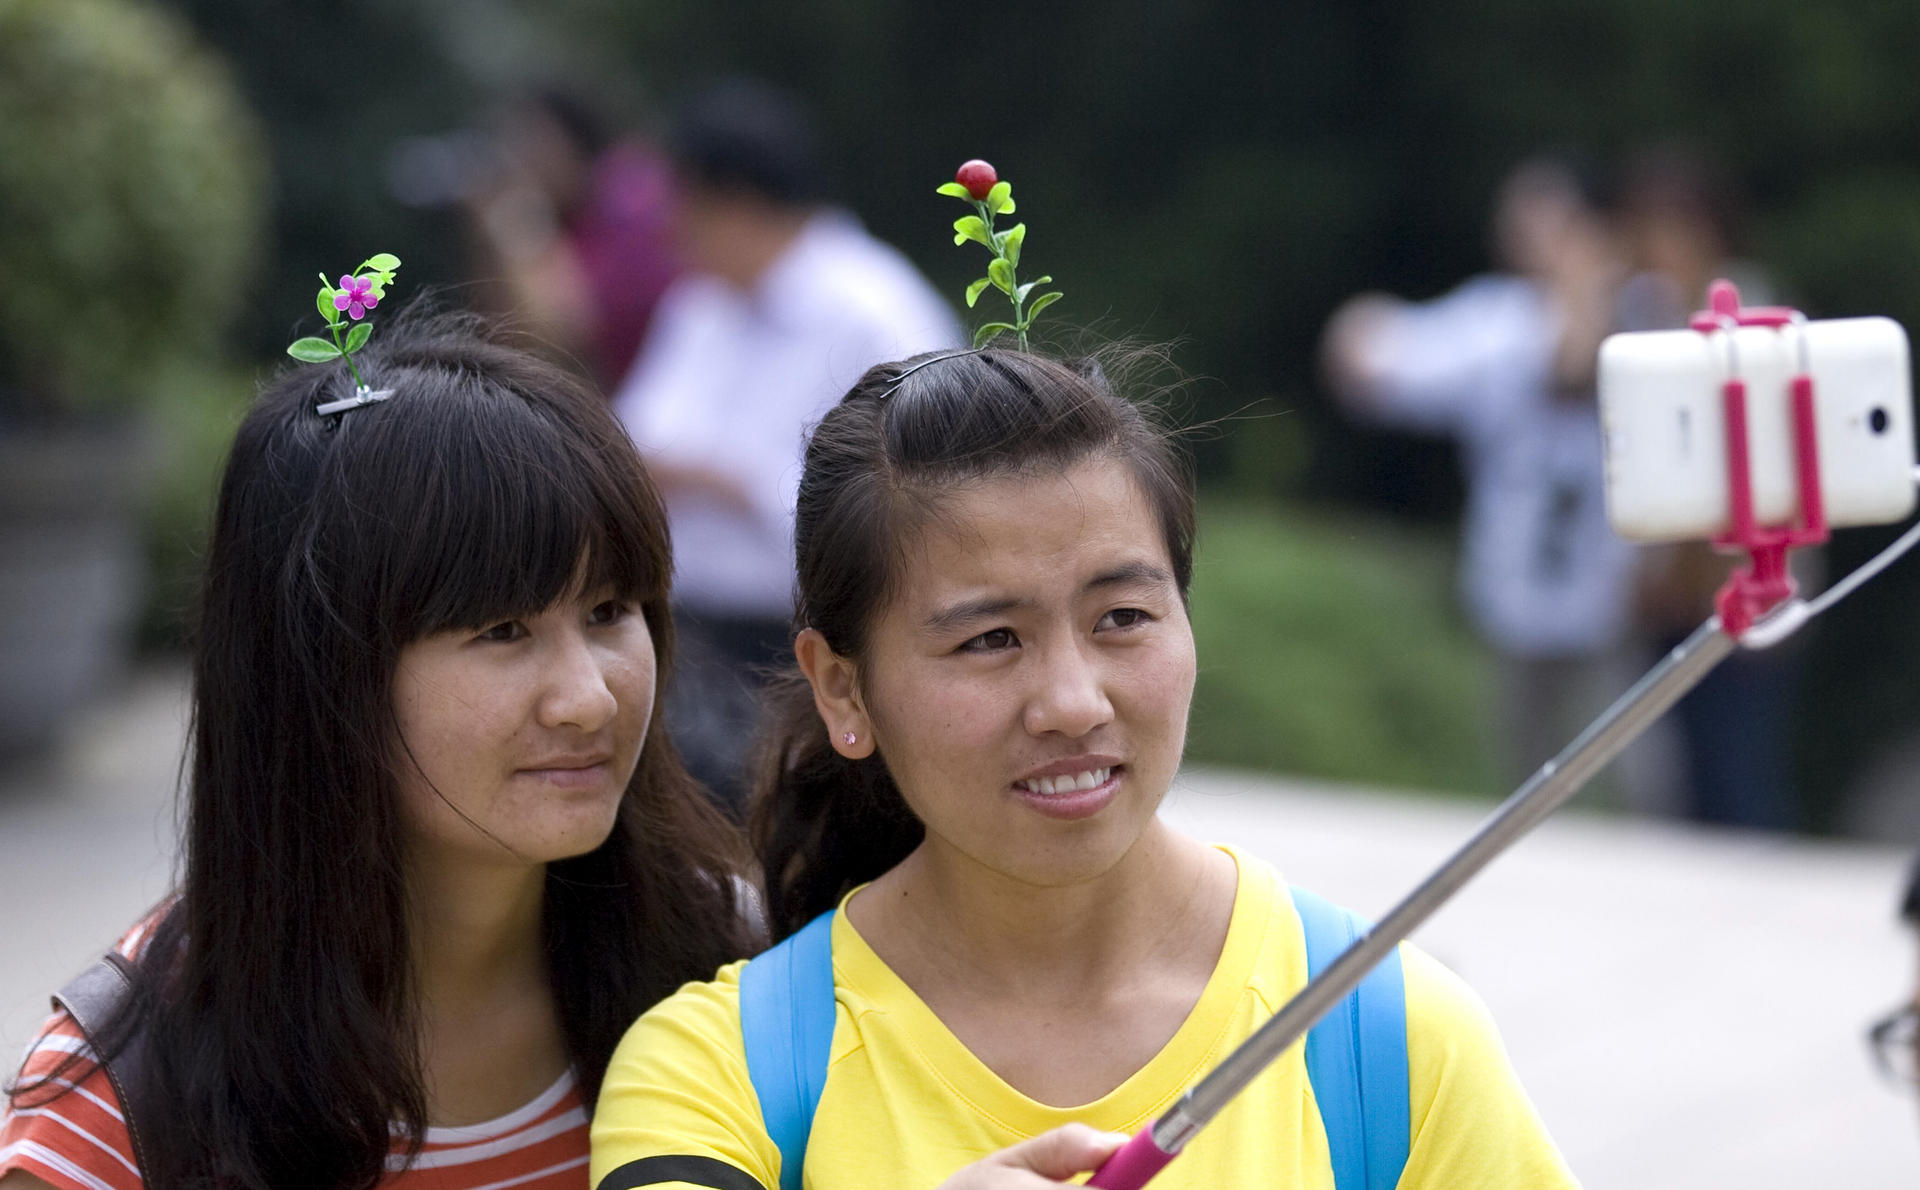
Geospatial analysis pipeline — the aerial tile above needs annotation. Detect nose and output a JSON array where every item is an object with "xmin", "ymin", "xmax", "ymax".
[
  {"xmin": 538, "ymin": 626, "xmax": 619, "ymax": 733},
  {"xmin": 1021, "ymin": 637, "xmax": 1113, "ymax": 739}
]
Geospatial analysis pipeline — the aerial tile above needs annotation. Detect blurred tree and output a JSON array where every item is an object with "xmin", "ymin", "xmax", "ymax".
[
  {"xmin": 0, "ymin": 0, "xmax": 264, "ymax": 416},
  {"xmin": 157, "ymin": 0, "xmax": 483, "ymax": 356},
  {"xmin": 0, "ymin": 0, "xmax": 266, "ymax": 749}
]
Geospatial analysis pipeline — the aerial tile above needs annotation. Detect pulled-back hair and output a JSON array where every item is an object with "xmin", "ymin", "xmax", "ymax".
[
  {"xmin": 15, "ymin": 309, "xmax": 755, "ymax": 1189},
  {"xmin": 751, "ymin": 348, "xmax": 1194, "ymax": 940}
]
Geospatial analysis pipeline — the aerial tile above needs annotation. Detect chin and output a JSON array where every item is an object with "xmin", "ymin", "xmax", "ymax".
[
  {"xmin": 530, "ymin": 808, "xmax": 625, "ymax": 865},
  {"xmin": 988, "ymin": 827, "xmax": 1145, "ymax": 890}
]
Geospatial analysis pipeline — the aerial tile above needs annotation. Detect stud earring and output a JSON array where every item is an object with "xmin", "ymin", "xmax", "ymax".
[{"xmin": 843, "ymin": 731, "xmax": 858, "ymax": 746}]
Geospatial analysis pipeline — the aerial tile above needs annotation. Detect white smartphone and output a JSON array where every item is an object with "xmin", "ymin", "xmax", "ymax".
[{"xmin": 1598, "ymin": 316, "xmax": 1916, "ymax": 543}]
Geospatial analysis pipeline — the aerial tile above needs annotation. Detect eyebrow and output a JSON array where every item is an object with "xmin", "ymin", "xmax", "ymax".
[{"xmin": 919, "ymin": 560, "xmax": 1176, "ymax": 635}]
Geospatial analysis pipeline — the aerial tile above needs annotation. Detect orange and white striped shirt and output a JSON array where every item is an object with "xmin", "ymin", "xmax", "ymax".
[{"xmin": 2, "ymin": 922, "xmax": 592, "ymax": 1189}]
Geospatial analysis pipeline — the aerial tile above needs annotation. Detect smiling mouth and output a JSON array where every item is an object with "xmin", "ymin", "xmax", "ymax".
[{"xmin": 1015, "ymin": 766, "xmax": 1114, "ymax": 796}]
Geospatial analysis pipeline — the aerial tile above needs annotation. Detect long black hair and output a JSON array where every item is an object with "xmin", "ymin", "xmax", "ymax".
[
  {"xmin": 14, "ymin": 310, "xmax": 756, "ymax": 1188},
  {"xmin": 751, "ymin": 348, "xmax": 1195, "ymax": 941}
]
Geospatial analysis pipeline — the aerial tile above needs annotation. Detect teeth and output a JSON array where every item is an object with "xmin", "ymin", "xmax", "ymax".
[{"xmin": 1020, "ymin": 767, "xmax": 1111, "ymax": 795}]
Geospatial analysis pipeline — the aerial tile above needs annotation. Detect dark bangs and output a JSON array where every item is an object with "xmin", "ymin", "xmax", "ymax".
[
  {"xmin": 320, "ymin": 323, "xmax": 670, "ymax": 648},
  {"xmin": 878, "ymin": 349, "xmax": 1194, "ymax": 614}
]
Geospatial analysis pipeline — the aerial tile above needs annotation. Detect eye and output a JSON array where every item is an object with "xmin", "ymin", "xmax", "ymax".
[
  {"xmin": 1097, "ymin": 607, "xmax": 1153, "ymax": 632},
  {"xmin": 589, "ymin": 599, "xmax": 629, "ymax": 626},
  {"xmin": 476, "ymin": 620, "xmax": 527, "ymax": 643},
  {"xmin": 959, "ymin": 627, "xmax": 1019, "ymax": 653}
]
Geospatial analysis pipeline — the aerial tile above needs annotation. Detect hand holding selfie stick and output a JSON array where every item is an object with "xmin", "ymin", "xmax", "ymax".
[{"xmin": 1090, "ymin": 281, "xmax": 1879, "ymax": 1190}]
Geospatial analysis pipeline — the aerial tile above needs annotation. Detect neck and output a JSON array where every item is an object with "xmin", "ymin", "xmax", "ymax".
[
  {"xmin": 407, "ymin": 852, "xmax": 550, "ymax": 1012},
  {"xmin": 721, "ymin": 207, "xmax": 812, "ymax": 290},
  {"xmin": 858, "ymin": 821, "xmax": 1234, "ymax": 995}
]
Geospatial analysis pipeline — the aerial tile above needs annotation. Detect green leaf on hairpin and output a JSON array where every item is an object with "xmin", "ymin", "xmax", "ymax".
[
  {"xmin": 972, "ymin": 321, "xmax": 1018, "ymax": 348},
  {"xmin": 288, "ymin": 337, "xmax": 343, "ymax": 362},
  {"xmin": 290, "ymin": 252, "xmax": 403, "ymax": 391},
  {"xmin": 1015, "ymin": 276, "xmax": 1052, "ymax": 301},
  {"xmin": 1002, "ymin": 224, "xmax": 1026, "ymax": 268},
  {"xmin": 940, "ymin": 160, "xmax": 1061, "ymax": 352}
]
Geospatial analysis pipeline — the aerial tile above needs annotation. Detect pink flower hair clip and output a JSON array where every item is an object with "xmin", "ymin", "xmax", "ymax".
[{"xmin": 286, "ymin": 252, "xmax": 402, "ymax": 416}]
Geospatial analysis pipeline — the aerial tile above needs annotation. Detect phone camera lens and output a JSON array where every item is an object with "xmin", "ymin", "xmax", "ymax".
[{"xmin": 1869, "ymin": 407, "xmax": 1891, "ymax": 435}]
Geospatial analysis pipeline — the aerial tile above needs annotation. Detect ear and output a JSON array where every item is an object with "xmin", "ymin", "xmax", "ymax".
[{"xmin": 794, "ymin": 628, "xmax": 874, "ymax": 759}]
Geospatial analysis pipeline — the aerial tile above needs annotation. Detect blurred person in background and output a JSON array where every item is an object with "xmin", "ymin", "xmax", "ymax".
[
  {"xmin": 1321, "ymin": 156, "xmax": 1643, "ymax": 791},
  {"xmin": 1867, "ymin": 851, "xmax": 1920, "ymax": 1097},
  {"xmin": 432, "ymin": 85, "xmax": 680, "ymax": 393},
  {"xmin": 1617, "ymin": 142, "xmax": 1802, "ymax": 830},
  {"xmin": 614, "ymin": 77, "xmax": 960, "ymax": 813}
]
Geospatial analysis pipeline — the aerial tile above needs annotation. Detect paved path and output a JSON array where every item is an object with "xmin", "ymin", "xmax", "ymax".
[
  {"xmin": 1165, "ymin": 770, "xmax": 1916, "ymax": 1188},
  {"xmin": 3, "ymin": 668, "xmax": 1914, "ymax": 1186}
]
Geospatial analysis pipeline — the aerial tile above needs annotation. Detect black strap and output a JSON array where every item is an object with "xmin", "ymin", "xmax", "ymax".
[
  {"xmin": 596, "ymin": 1155, "xmax": 769, "ymax": 1190},
  {"xmin": 51, "ymin": 954, "xmax": 153, "ymax": 1183}
]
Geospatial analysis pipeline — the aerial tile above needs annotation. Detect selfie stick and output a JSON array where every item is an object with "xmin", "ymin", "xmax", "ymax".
[{"xmin": 1088, "ymin": 281, "xmax": 1836, "ymax": 1190}]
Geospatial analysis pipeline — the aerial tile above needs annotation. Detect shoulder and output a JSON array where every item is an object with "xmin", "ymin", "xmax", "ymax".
[
  {"xmin": 608, "ymin": 960, "xmax": 751, "ymax": 1070},
  {"xmin": 1245, "ymin": 879, "xmax": 1577, "ymax": 1186},
  {"xmin": 1397, "ymin": 947, "xmax": 1580, "ymax": 1187},
  {"xmin": 2, "ymin": 1011, "xmax": 142, "ymax": 1190},
  {"xmin": 785, "ymin": 213, "xmax": 960, "ymax": 347},
  {"xmin": 592, "ymin": 961, "xmax": 783, "ymax": 1190},
  {"xmin": 1, "ymin": 912, "xmax": 174, "ymax": 1190}
]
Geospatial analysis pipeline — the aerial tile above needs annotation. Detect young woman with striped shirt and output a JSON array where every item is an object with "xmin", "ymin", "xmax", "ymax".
[{"xmin": 1, "ymin": 311, "xmax": 756, "ymax": 1190}]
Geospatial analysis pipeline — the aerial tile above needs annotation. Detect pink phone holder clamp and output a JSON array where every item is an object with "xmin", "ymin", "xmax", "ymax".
[{"xmin": 1689, "ymin": 279, "xmax": 1830, "ymax": 638}]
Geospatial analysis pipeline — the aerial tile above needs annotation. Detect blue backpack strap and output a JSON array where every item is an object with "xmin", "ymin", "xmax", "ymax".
[
  {"xmin": 739, "ymin": 910, "xmax": 838, "ymax": 1190},
  {"xmin": 1291, "ymin": 885, "xmax": 1411, "ymax": 1190}
]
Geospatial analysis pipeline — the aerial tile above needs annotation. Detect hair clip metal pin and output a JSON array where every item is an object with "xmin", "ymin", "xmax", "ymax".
[
  {"xmin": 879, "ymin": 348, "xmax": 985, "ymax": 399},
  {"xmin": 315, "ymin": 385, "xmax": 395, "ymax": 417}
]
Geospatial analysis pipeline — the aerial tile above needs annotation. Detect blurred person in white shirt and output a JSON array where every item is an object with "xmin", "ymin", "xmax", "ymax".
[{"xmin": 614, "ymin": 78, "xmax": 960, "ymax": 811}]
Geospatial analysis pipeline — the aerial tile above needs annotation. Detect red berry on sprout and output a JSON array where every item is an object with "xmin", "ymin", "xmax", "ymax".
[{"xmin": 956, "ymin": 159, "xmax": 998, "ymax": 200}]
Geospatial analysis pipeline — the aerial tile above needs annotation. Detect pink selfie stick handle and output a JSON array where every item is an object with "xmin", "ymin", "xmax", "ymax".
[{"xmin": 1085, "ymin": 1129, "xmax": 1177, "ymax": 1190}]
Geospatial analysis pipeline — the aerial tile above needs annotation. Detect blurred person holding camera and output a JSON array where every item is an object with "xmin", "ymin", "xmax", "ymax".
[
  {"xmin": 1321, "ymin": 155, "xmax": 1642, "ymax": 792},
  {"xmin": 612, "ymin": 78, "xmax": 960, "ymax": 813},
  {"xmin": 1616, "ymin": 142, "xmax": 1802, "ymax": 830},
  {"xmin": 395, "ymin": 86, "xmax": 681, "ymax": 394}
]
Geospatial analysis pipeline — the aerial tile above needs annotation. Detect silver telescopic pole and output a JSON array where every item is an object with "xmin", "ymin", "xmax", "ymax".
[{"xmin": 1147, "ymin": 616, "xmax": 1738, "ymax": 1155}]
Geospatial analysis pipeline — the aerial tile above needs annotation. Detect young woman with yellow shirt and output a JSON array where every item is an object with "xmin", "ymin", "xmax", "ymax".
[{"xmin": 590, "ymin": 345, "xmax": 1580, "ymax": 1190}]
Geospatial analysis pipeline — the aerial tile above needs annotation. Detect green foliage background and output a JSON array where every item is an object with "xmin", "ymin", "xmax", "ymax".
[
  {"xmin": 130, "ymin": 0, "xmax": 1920, "ymax": 818},
  {"xmin": 0, "ymin": 0, "xmax": 264, "ymax": 416}
]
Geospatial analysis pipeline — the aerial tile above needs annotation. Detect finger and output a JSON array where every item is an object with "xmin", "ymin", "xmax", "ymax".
[{"xmin": 993, "ymin": 1124, "xmax": 1132, "ymax": 1180}]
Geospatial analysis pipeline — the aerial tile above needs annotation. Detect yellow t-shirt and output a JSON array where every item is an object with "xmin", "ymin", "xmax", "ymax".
[{"xmin": 592, "ymin": 849, "xmax": 1579, "ymax": 1190}]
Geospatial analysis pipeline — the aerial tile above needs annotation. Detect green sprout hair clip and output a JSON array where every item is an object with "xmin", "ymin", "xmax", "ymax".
[
  {"xmin": 286, "ymin": 252, "xmax": 402, "ymax": 416},
  {"xmin": 939, "ymin": 160, "xmax": 1061, "ymax": 350}
]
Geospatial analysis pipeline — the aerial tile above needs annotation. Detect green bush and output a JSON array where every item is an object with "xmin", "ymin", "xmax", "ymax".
[
  {"xmin": 1187, "ymin": 501, "xmax": 1499, "ymax": 796},
  {"xmin": 0, "ymin": 0, "xmax": 265, "ymax": 416}
]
